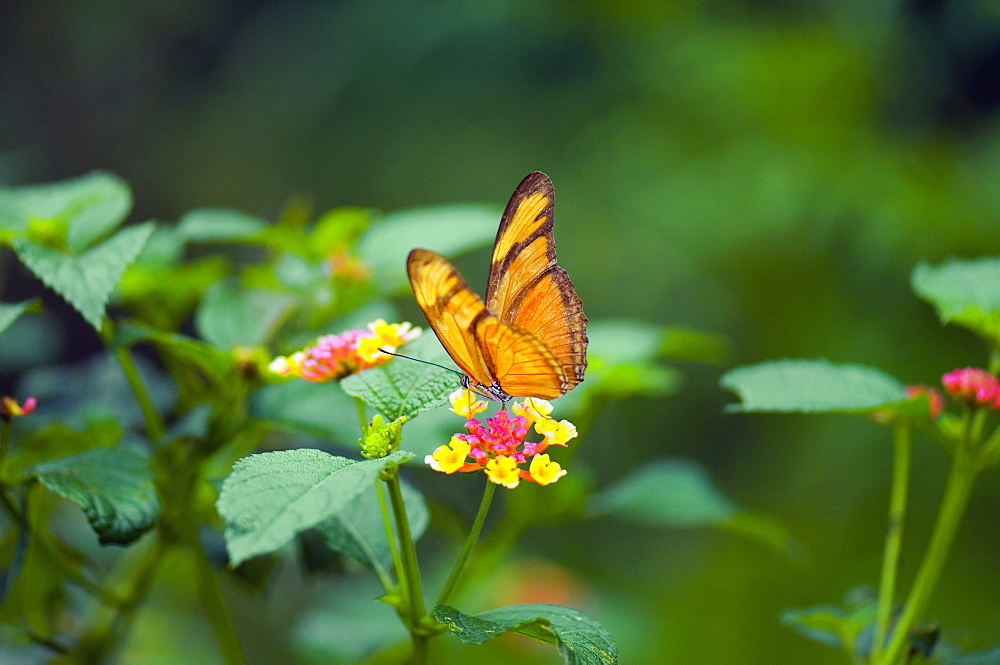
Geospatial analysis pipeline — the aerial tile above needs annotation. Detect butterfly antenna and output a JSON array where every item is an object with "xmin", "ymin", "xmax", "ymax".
[{"xmin": 377, "ymin": 347, "xmax": 463, "ymax": 376}]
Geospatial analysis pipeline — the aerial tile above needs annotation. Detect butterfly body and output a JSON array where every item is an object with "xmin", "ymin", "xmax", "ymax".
[{"xmin": 407, "ymin": 172, "xmax": 587, "ymax": 402}]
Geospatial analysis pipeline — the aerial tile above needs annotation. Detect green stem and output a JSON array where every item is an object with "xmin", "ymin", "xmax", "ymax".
[
  {"xmin": 116, "ymin": 347, "xmax": 166, "ymax": 443},
  {"xmin": 389, "ymin": 469, "xmax": 425, "ymax": 619},
  {"xmin": 189, "ymin": 530, "xmax": 247, "ymax": 665},
  {"xmin": 871, "ymin": 425, "xmax": 911, "ymax": 664},
  {"xmin": 877, "ymin": 449, "xmax": 978, "ymax": 665},
  {"xmin": 436, "ymin": 479, "xmax": 497, "ymax": 608},
  {"xmin": 384, "ymin": 467, "xmax": 428, "ymax": 662},
  {"xmin": 354, "ymin": 395, "xmax": 367, "ymax": 432}
]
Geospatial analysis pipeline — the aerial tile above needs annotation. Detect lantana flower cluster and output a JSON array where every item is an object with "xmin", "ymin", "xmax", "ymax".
[
  {"xmin": 941, "ymin": 367, "xmax": 1000, "ymax": 409},
  {"xmin": 269, "ymin": 319, "xmax": 420, "ymax": 382},
  {"xmin": 426, "ymin": 389, "xmax": 578, "ymax": 489}
]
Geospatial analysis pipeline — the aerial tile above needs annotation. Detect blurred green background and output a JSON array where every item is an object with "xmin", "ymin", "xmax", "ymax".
[{"xmin": 3, "ymin": 1, "xmax": 1000, "ymax": 663}]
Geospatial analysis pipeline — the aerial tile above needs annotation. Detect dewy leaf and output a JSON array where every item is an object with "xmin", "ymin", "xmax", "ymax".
[
  {"xmin": 721, "ymin": 359, "xmax": 906, "ymax": 413},
  {"xmin": 0, "ymin": 299, "xmax": 40, "ymax": 336},
  {"xmin": 912, "ymin": 258, "xmax": 1000, "ymax": 344},
  {"xmin": 590, "ymin": 458, "xmax": 797, "ymax": 556},
  {"xmin": 217, "ymin": 449, "xmax": 412, "ymax": 566},
  {"xmin": 175, "ymin": 207, "xmax": 269, "ymax": 243},
  {"xmin": 194, "ymin": 283, "xmax": 297, "ymax": 349},
  {"xmin": 314, "ymin": 476, "xmax": 428, "ymax": 569},
  {"xmin": 32, "ymin": 444, "xmax": 160, "ymax": 545},
  {"xmin": 13, "ymin": 222, "xmax": 155, "ymax": 330},
  {"xmin": 0, "ymin": 171, "xmax": 132, "ymax": 251},
  {"xmin": 433, "ymin": 603, "xmax": 618, "ymax": 665},
  {"xmin": 341, "ymin": 335, "xmax": 456, "ymax": 420}
]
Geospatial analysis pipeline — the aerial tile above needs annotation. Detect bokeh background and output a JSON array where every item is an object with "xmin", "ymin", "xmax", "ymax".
[{"xmin": 3, "ymin": 1, "xmax": 1000, "ymax": 663}]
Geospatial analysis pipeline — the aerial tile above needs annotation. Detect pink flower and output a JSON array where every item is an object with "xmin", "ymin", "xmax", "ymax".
[
  {"xmin": 941, "ymin": 368, "xmax": 1000, "ymax": 409},
  {"xmin": 425, "ymin": 392, "xmax": 576, "ymax": 489},
  {"xmin": 269, "ymin": 319, "xmax": 420, "ymax": 383}
]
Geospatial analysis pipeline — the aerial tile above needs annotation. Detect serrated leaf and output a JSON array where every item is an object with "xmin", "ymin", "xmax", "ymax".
[
  {"xmin": 590, "ymin": 458, "xmax": 797, "ymax": 555},
  {"xmin": 0, "ymin": 172, "xmax": 132, "ymax": 251},
  {"xmin": 0, "ymin": 299, "xmax": 40, "ymax": 336},
  {"xmin": 176, "ymin": 207, "xmax": 268, "ymax": 242},
  {"xmin": 32, "ymin": 445, "xmax": 160, "ymax": 545},
  {"xmin": 13, "ymin": 222, "xmax": 155, "ymax": 330},
  {"xmin": 314, "ymin": 477, "xmax": 428, "ymax": 569},
  {"xmin": 217, "ymin": 449, "xmax": 412, "ymax": 566},
  {"xmin": 433, "ymin": 603, "xmax": 618, "ymax": 665},
  {"xmin": 358, "ymin": 204, "xmax": 501, "ymax": 292},
  {"xmin": 195, "ymin": 284, "xmax": 297, "ymax": 349},
  {"xmin": 912, "ymin": 258, "xmax": 1000, "ymax": 344},
  {"xmin": 721, "ymin": 359, "xmax": 906, "ymax": 413},
  {"xmin": 340, "ymin": 335, "xmax": 456, "ymax": 420},
  {"xmin": 945, "ymin": 648, "xmax": 1000, "ymax": 664}
]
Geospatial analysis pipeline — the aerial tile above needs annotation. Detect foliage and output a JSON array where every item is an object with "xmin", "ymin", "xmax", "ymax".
[{"xmin": 0, "ymin": 172, "xmax": 755, "ymax": 664}]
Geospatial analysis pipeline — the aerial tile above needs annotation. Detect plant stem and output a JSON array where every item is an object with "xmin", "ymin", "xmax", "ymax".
[
  {"xmin": 383, "ymin": 467, "xmax": 428, "ymax": 663},
  {"xmin": 354, "ymin": 395, "xmax": 367, "ymax": 432},
  {"xmin": 116, "ymin": 346, "xmax": 166, "ymax": 443},
  {"xmin": 436, "ymin": 479, "xmax": 497, "ymax": 608},
  {"xmin": 871, "ymin": 425, "xmax": 911, "ymax": 664},
  {"xmin": 189, "ymin": 530, "xmax": 247, "ymax": 665},
  {"xmin": 876, "ymin": 447, "xmax": 978, "ymax": 665}
]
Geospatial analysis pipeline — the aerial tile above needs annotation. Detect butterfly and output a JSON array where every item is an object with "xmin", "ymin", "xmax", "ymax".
[{"xmin": 407, "ymin": 172, "xmax": 587, "ymax": 403}]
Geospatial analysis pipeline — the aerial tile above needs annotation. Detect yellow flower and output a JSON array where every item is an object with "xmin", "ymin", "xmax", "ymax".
[
  {"xmin": 425, "ymin": 437, "xmax": 472, "ymax": 474},
  {"xmin": 512, "ymin": 397, "xmax": 553, "ymax": 422},
  {"xmin": 529, "ymin": 454, "xmax": 567, "ymax": 486},
  {"xmin": 449, "ymin": 388, "xmax": 488, "ymax": 419},
  {"xmin": 485, "ymin": 456, "xmax": 521, "ymax": 489},
  {"xmin": 533, "ymin": 417, "xmax": 578, "ymax": 446}
]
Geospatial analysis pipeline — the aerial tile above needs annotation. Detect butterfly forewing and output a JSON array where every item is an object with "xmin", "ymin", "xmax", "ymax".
[
  {"xmin": 486, "ymin": 172, "xmax": 588, "ymax": 391},
  {"xmin": 486, "ymin": 172, "xmax": 557, "ymax": 318},
  {"xmin": 406, "ymin": 249, "xmax": 493, "ymax": 387}
]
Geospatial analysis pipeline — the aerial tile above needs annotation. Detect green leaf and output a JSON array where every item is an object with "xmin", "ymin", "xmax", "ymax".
[
  {"xmin": 13, "ymin": 222, "xmax": 155, "ymax": 330},
  {"xmin": 217, "ymin": 449, "xmax": 412, "ymax": 566},
  {"xmin": 0, "ymin": 299, "xmax": 40, "ymax": 336},
  {"xmin": 721, "ymin": 359, "xmax": 906, "ymax": 413},
  {"xmin": 0, "ymin": 171, "xmax": 132, "ymax": 251},
  {"xmin": 340, "ymin": 336, "xmax": 456, "ymax": 420},
  {"xmin": 358, "ymin": 204, "xmax": 501, "ymax": 292},
  {"xmin": 433, "ymin": 603, "xmax": 618, "ymax": 665},
  {"xmin": 176, "ymin": 207, "xmax": 269, "ymax": 243},
  {"xmin": 314, "ymin": 477, "xmax": 428, "ymax": 569},
  {"xmin": 195, "ymin": 284, "xmax": 297, "ymax": 349},
  {"xmin": 590, "ymin": 458, "xmax": 797, "ymax": 555},
  {"xmin": 250, "ymin": 380, "xmax": 361, "ymax": 446},
  {"xmin": 780, "ymin": 606, "xmax": 850, "ymax": 649},
  {"xmin": 591, "ymin": 458, "xmax": 736, "ymax": 525},
  {"xmin": 912, "ymin": 258, "xmax": 1000, "ymax": 344},
  {"xmin": 32, "ymin": 444, "xmax": 160, "ymax": 545},
  {"xmin": 945, "ymin": 648, "xmax": 1000, "ymax": 664}
]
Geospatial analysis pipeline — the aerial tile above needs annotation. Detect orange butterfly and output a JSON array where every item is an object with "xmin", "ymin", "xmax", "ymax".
[{"xmin": 407, "ymin": 172, "xmax": 587, "ymax": 403}]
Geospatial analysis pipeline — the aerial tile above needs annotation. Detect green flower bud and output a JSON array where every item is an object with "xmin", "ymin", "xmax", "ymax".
[{"xmin": 359, "ymin": 414, "xmax": 406, "ymax": 458}]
